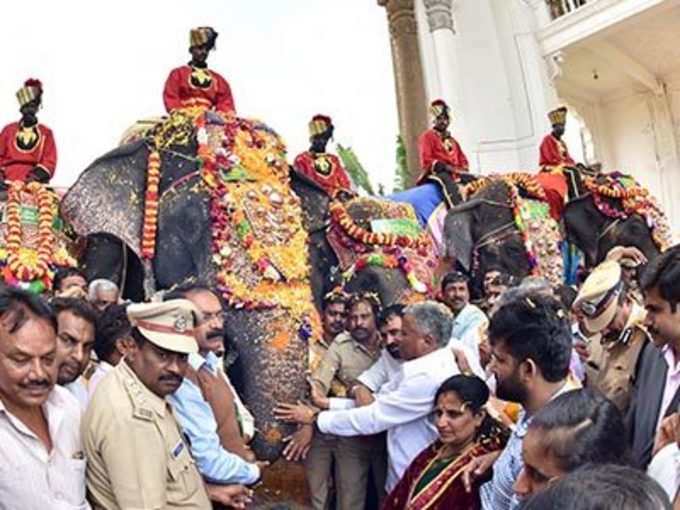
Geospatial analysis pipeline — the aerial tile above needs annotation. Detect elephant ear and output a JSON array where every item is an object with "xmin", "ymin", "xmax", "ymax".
[
  {"xmin": 443, "ymin": 200, "xmax": 478, "ymax": 273},
  {"xmin": 61, "ymin": 140, "xmax": 148, "ymax": 260}
]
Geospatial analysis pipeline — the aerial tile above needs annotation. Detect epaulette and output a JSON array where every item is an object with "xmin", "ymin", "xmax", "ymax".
[{"xmin": 124, "ymin": 378, "xmax": 155, "ymax": 422}]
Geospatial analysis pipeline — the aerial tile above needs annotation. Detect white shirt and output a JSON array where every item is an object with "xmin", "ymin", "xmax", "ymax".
[
  {"xmin": 450, "ymin": 303, "xmax": 488, "ymax": 343},
  {"xmin": 0, "ymin": 386, "xmax": 90, "ymax": 510},
  {"xmin": 357, "ymin": 349, "xmax": 402, "ymax": 392},
  {"xmin": 317, "ymin": 346, "xmax": 483, "ymax": 491},
  {"xmin": 87, "ymin": 361, "xmax": 114, "ymax": 400},
  {"xmin": 647, "ymin": 443, "xmax": 680, "ymax": 502},
  {"xmin": 656, "ymin": 346, "xmax": 680, "ymax": 432},
  {"xmin": 64, "ymin": 378, "xmax": 89, "ymax": 411}
]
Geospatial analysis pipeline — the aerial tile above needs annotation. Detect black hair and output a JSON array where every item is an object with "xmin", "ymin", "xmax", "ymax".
[
  {"xmin": 347, "ymin": 292, "xmax": 382, "ymax": 321},
  {"xmin": 518, "ymin": 464, "xmax": 672, "ymax": 510},
  {"xmin": 322, "ymin": 292, "xmax": 348, "ymax": 312},
  {"xmin": 641, "ymin": 244, "xmax": 680, "ymax": 313},
  {"xmin": 554, "ymin": 284, "xmax": 577, "ymax": 310},
  {"xmin": 378, "ymin": 304, "xmax": 405, "ymax": 329},
  {"xmin": 130, "ymin": 326, "xmax": 148, "ymax": 347},
  {"xmin": 529, "ymin": 389, "xmax": 627, "ymax": 472},
  {"xmin": 94, "ymin": 304, "xmax": 131, "ymax": 363},
  {"xmin": 0, "ymin": 286, "xmax": 56, "ymax": 333},
  {"xmin": 51, "ymin": 297, "xmax": 98, "ymax": 328},
  {"xmin": 52, "ymin": 267, "xmax": 86, "ymax": 292},
  {"xmin": 488, "ymin": 292, "xmax": 572, "ymax": 382},
  {"xmin": 163, "ymin": 283, "xmax": 218, "ymax": 302},
  {"xmin": 434, "ymin": 374, "xmax": 510, "ymax": 444},
  {"xmin": 441, "ymin": 271, "xmax": 469, "ymax": 291}
]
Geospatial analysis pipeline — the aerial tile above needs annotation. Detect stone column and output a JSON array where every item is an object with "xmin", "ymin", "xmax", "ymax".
[
  {"xmin": 422, "ymin": 0, "xmax": 472, "ymax": 162},
  {"xmin": 378, "ymin": 0, "xmax": 429, "ymax": 186}
]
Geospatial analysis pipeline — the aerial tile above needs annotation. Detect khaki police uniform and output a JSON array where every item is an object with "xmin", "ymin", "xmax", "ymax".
[
  {"xmin": 82, "ymin": 300, "xmax": 211, "ymax": 509},
  {"xmin": 307, "ymin": 332, "xmax": 387, "ymax": 510},
  {"xmin": 574, "ymin": 261, "xmax": 650, "ymax": 413}
]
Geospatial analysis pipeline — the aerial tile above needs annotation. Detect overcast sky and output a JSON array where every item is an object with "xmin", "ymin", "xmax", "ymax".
[{"xmin": 0, "ymin": 1, "xmax": 399, "ymax": 191}]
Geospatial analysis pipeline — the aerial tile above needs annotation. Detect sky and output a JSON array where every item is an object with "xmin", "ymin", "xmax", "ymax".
[{"xmin": 0, "ymin": 1, "xmax": 399, "ymax": 191}]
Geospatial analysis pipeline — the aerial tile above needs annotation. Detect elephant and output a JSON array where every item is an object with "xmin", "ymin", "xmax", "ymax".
[
  {"xmin": 442, "ymin": 170, "xmax": 667, "ymax": 291},
  {"xmin": 62, "ymin": 115, "xmax": 433, "ymax": 465}
]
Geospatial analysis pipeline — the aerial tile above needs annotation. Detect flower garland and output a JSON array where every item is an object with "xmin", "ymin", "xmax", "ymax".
[
  {"xmin": 583, "ymin": 175, "xmax": 672, "ymax": 251},
  {"xmin": 329, "ymin": 200, "xmax": 430, "ymax": 249},
  {"xmin": 141, "ymin": 150, "xmax": 161, "ymax": 259},
  {"xmin": 4, "ymin": 181, "xmax": 54, "ymax": 282},
  {"xmin": 461, "ymin": 173, "xmax": 546, "ymax": 201},
  {"xmin": 506, "ymin": 181, "xmax": 539, "ymax": 273},
  {"xmin": 347, "ymin": 246, "xmax": 429, "ymax": 294}
]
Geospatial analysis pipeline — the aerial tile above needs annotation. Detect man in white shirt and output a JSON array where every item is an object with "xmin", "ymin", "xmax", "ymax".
[
  {"xmin": 0, "ymin": 288, "xmax": 90, "ymax": 509},
  {"xmin": 276, "ymin": 301, "xmax": 483, "ymax": 491},
  {"xmin": 52, "ymin": 298, "xmax": 97, "ymax": 409}
]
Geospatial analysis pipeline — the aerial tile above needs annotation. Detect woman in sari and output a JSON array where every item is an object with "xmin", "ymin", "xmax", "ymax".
[{"xmin": 383, "ymin": 374, "xmax": 509, "ymax": 510}]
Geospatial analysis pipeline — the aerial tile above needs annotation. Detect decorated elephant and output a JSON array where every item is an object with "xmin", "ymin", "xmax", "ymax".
[
  {"xmin": 442, "ymin": 169, "xmax": 671, "ymax": 290},
  {"xmin": 0, "ymin": 181, "xmax": 78, "ymax": 292},
  {"xmin": 62, "ymin": 111, "xmax": 438, "ymax": 465}
]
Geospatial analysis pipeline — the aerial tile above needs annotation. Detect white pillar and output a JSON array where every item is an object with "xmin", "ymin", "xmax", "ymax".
[{"xmin": 422, "ymin": 0, "xmax": 473, "ymax": 163}]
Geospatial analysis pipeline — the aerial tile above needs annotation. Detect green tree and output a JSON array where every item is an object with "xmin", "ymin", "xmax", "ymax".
[{"xmin": 336, "ymin": 144, "xmax": 375, "ymax": 195}]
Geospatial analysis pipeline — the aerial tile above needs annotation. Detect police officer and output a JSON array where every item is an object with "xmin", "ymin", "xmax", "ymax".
[
  {"xmin": 574, "ymin": 259, "xmax": 650, "ymax": 413},
  {"xmin": 82, "ymin": 300, "xmax": 251, "ymax": 509}
]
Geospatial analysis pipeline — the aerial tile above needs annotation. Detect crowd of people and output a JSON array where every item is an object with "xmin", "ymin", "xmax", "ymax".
[{"xmin": 1, "ymin": 240, "xmax": 678, "ymax": 509}]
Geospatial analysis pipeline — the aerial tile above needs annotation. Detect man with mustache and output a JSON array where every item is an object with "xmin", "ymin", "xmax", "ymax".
[
  {"xmin": 573, "ymin": 259, "xmax": 650, "ymax": 413},
  {"xmin": 0, "ymin": 288, "xmax": 90, "ymax": 508},
  {"xmin": 440, "ymin": 272, "xmax": 488, "ymax": 344},
  {"xmin": 82, "ymin": 299, "xmax": 252, "ymax": 509},
  {"xmin": 52, "ymin": 298, "xmax": 97, "ymax": 410},
  {"xmin": 0, "ymin": 78, "xmax": 57, "ymax": 183},
  {"xmin": 628, "ymin": 244, "xmax": 680, "ymax": 470},
  {"xmin": 165, "ymin": 285, "xmax": 265, "ymax": 490}
]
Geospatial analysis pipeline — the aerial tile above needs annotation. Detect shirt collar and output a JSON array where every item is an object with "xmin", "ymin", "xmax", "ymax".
[{"xmin": 119, "ymin": 360, "xmax": 168, "ymax": 417}]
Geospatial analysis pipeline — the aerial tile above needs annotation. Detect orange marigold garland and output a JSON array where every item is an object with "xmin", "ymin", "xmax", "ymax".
[
  {"xmin": 329, "ymin": 200, "xmax": 430, "ymax": 249},
  {"xmin": 141, "ymin": 150, "xmax": 161, "ymax": 259},
  {"xmin": 5, "ymin": 181, "xmax": 55, "ymax": 282}
]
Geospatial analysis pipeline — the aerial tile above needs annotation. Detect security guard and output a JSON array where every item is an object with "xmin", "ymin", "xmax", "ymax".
[
  {"xmin": 82, "ymin": 300, "xmax": 212, "ymax": 509},
  {"xmin": 574, "ymin": 260, "xmax": 650, "ymax": 413}
]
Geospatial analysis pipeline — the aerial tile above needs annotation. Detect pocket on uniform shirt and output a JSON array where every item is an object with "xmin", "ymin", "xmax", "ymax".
[{"xmin": 167, "ymin": 451, "xmax": 201, "ymax": 498}]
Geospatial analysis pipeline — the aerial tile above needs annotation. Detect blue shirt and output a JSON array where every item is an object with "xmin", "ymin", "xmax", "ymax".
[
  {"xmin": 480, "ymin": 411, "xmax": 530, "ymax": 510},
  {"xmin": 451, "ymin": 303, "xmax": 487, "ymax": 342},
  {"xmin": 169, "ymin": 351, "xmax": 260, "ymax": 485}
]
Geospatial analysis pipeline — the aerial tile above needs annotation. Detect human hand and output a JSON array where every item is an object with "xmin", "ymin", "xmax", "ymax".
[
  {"xmin": 274, "ymin": 401, "xmax": 317, "ymax": 425},
  {"xmin": 654, "ymin": 413, "xmax": 680, "ymax": 456},
  {"xmin": 461, "ymin": 450, "xmax": 501, "ymax": 493},
  {"xmin": 308, "ymin": 379, "xmax": 329, "ymax": 410},
  {"xmin": 573, "ymin": 341, "xmax": 590, "ymax": 363},
  {"xmin": 352, "ymin": 385, "xmax": 375, "ymax": 407},
  {"xmin": 255, "ymin": 460, "xmax": 270, "ymax": 473},
  {"xmin": 282, "ymin": 424, "xmax": 314, "ymax": 461},
  {"xmin": 206, "ymin": 484, "xmax": 253, "ymax": 509},
  {"xmin": 605, "ymin": 246, "xmax": 647, "ymax": 266}
]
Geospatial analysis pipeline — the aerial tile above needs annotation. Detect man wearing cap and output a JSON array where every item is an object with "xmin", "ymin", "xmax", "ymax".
[
  {"xmin": 417, "ymin": 99, "xmax": 469, "ymax": 190},
  {"xmin": 163, "ymin": 27, "xmax": 235, "ymax": 115},
  {"xmin": 82, "ymin": 299, "xmax": 251, "ymax": 509},
  {"xmin": 0, "ymin": 79, "xmax": 57, "ymax": 183},
  {"xmin": 536, "ymin": 106, "xmax": 575, "ymax": 220},
  {"xmin": 293, "ymin": 115, "xmax": 353, "ymax": 198},
  {"xmin": 574, "ymin": 259, "xmax": 649, "ymax": 413}
]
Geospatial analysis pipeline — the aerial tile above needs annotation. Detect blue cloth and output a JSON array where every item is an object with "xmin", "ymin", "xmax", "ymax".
[
  {"xmin": 562, "ymin": 241, "xmax": 582, "ymax": 285},
  {"xmin": 451, "ymin": 304, "xmax": 487, "ymax": 342},
  {"xmin": 388, "ymin": 183, "xmax": 444, "ymax": 227},
  {"xmin": 169, "ymin": 351, "xmax": 260, "ymax": 485},
  {"xmin": 480, "ymin": 411, "xmax": 531, "ymax": 510}
]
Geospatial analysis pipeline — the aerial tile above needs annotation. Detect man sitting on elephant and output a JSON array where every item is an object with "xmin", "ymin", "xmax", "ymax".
[
  {"xmin": 537, "ymin": 106, "xmax": 576, "ymax": 220},
  {"xmin": 293, "ymin": 114, "xmax": 354, "ymax": 199},
  {"xmin": 163, "ymin": 26, "xmax": 236, "ymax": 115},
  {"xmin": 0, "ymin": 79, "xmax": 57, "ymax": 183}
]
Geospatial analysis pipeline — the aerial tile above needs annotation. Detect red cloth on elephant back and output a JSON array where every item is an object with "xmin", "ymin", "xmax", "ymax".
[
  {"xmin": 0, "ymin": 122, "xmax": 57, "ymax": 181},
  {"xmin": 536, "ymin": 172, "xmax": 567, "ymax": 221},
  {"xmin": 293, "ymin": 151, "xmax": 352, "ymax": 198},
  {"xmin": 163, "ymin": 65, "xmax": 235, "ymax": 114},
  {"xmin": 417, "ymin": 128, "xmax": 469, "ymax": 185}
]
